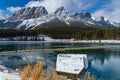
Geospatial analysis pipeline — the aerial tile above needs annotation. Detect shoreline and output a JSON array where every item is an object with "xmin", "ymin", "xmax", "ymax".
[
  {"xmin": 68, "ymin": 40, "xmax": 120, "ymax": 43},
  {"xmin": 0, "ymin": 40, "xmax": 120, "ymax": 43}
]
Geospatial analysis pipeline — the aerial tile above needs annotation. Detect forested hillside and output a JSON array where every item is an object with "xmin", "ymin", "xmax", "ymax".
[{"xmin": 0, "ymin": 27, "xmax": 120, "ymax": 40}]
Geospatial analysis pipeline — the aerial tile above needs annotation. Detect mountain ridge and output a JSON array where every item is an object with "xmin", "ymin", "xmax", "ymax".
[{"xmin": 0, "ymin": 6, "xmax": 120, "ymax": 30}]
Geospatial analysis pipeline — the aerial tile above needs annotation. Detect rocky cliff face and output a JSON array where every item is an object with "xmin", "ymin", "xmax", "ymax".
[
  {"xmin": 7, "ymin": 6, "xmax": 48, "ymax": 22},
  {"xmin": 72, "ymin": 12, "xmax": 92, "ymax": 21},
  {"xmin": 54, "ymin": 7, "xmax": 67, "ymax": 16}
]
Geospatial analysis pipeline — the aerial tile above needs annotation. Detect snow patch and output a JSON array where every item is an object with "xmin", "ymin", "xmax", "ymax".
[
  {"xmin": 0, "ymin": 71, "xmax": 20, "ymax": 80},
  {"xmin": 16, "ymin": 15, "xmax": 56, "ymax": 30}
]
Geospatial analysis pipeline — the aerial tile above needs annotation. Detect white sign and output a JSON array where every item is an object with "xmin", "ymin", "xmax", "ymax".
[{"xmin": 56, "ymin": 54, "xmax": 88, "ymax": 75}]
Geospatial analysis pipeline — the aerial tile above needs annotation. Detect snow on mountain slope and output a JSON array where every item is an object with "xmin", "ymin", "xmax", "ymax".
[
  {"xmin": 95, "ymin": 16, "xmax": 114, "ymax": 28},
  {"xmin": 109, "ymin": 20, "xmax": 120, "ymax": 28},
  {"xmin": 16, "ymin": 15, "xmax": 57, "ymax": 30}
]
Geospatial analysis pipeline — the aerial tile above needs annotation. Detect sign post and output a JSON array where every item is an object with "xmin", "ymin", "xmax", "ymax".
[{"xmin": 56, "ymin": 54, "xmax": 88, "ymax": 79}]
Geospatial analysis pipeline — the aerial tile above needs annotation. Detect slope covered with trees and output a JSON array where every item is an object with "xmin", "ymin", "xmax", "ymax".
[{"xmin": 0, "ymin": 27, "xmax": 120, "ymax": 40}]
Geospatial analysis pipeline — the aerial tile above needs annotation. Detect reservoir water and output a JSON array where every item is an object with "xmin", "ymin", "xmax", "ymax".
[{"xmin": 0, "ymin": 41, "xmax": 120, "ymax": 80}]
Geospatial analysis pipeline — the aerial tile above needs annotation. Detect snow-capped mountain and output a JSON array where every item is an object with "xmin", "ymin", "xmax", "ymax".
[
  {"xmin": 72, "ymin": 12, "xmax": 92, "ymax": 21},
  {"xmin": 54, "ymin": 7, "xmax": 67, "ymax": 16},
  {"xmin": 94, "ymin": 16, "xmax": 114, "ymax": 27},
  {"xmin": 109, "ymin": 21, "xmax": 120, "ymax": 28},
  {"xmin": 6, "ymin": 6, "xmax": 48, "ymax": 22},
  {"xmin": 0, "ymin": 6, "xmax": 120, "ymax": 30}
]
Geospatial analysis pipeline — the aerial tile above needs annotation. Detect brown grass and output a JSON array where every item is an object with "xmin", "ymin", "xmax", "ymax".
[
  {"xmin": 21, "ymin": 62, "xmax": 95, "ymax": 80},
  {"xmin": 30, "ymin": 62, "xmax": 43, "ymax": 80},
  {"xmin": 50, "ymin": 72, "xmax": 66, "ymax": 80},
  {"xmin": 84, "ymin": 73, "xmax": 96, "ymax": 80},
  {"xmin": 21, "ymin": 64, "xmax": 32, "ymax": 80}
]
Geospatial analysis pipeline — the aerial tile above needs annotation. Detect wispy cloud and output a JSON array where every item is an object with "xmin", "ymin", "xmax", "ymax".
[
  {"xmin": 25, "ymin": 0, "xmax": 96, "ymax": 13},
  {"xmin": 7, "ymin": 7, "xmax": 22, "ymax": 13},
  {"xmin": 0, "ymin": 7, "xmax": 22, "ymax": 19},
  {"xmin": 0, "ymin": 9, "xmax": 10, "ymax": 19},
  {"xmin": 93, "ymin": 0, "xmax": 120, "ymax": 22},
  {"xmin": 0, "ymin": 10, "xmax": 5, "ymax": 19}
]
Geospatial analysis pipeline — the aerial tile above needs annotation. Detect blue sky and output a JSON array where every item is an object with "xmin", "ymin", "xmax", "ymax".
[
  {"xmin": 0, "ymin": 0, "xmax": 29, "ymax": 10},
  {"xmin": 0, "ymin": 0, "xmax": 120, "ymax": 22}
]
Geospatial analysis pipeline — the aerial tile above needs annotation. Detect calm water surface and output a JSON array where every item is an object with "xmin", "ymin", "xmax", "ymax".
[{"xmin": 0, "ymin": 41, "xmax": 120, "ymax": 80}]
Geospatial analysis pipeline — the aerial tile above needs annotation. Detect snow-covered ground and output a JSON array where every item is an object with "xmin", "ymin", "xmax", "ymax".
[
  {"xmin": 45, "ymin": 38, "xmax": 120, "ymax": 43},
  {"xmin": 0, "ymin": 71, "xmax": 20, "ymax": 80},
  {"xmin": 69, "ymin": 40, "xmax": 120, "ymax": 43},
  {"xmin": 39, "ymin": 36, "xmax": 120, "ymax": 43},
  {"xmin": 0, "ymin": 65, "xmax": 20, "ymax": 80}
]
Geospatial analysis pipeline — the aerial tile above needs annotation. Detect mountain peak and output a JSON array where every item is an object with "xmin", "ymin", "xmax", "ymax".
[
  {"xmin": 95, "ymin": 16, "xmax": 105, "ymax": 22},
  {"xmin": 54, "ymin": 7, "xmax": 67, "ymax": 16},
  {"xmin": 72, "ymin": 12, "xmax": 92, "ymax": 20},
  {"xmin": 8, "ymin": 6, "xmax": 48, "ymax": 22}
]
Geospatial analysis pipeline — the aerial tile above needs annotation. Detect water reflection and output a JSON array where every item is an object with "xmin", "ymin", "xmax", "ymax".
[
  {"xmin": 89, "ymin": 48, "xmax": 120, "ymax": 80},
  {"xmin": 0, "ymin": 41, "xmax": 120, "ymax": 80}
]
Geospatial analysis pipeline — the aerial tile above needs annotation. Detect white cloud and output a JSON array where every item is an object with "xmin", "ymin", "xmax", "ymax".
[
  {"xmin": 0, "ymin": 9, "xmax": 5, "ymax": 19},
  {"xmin": 25, "ymin": 0, "xmax": 96, "ymax": 13},
  {"xmin": 0, "ymin": 9, "xmax": 9, "ymax": 20},
  {"xmin": 93, "ymin": 0, "xmax": 120, "ymax": 22},
  {"xmin": 0, "ymin": 9, "xmax": 10, "ymax": 19},
  {"xmin": 7, "ymin": 7, "xmax": 22, "ymax": 13}
]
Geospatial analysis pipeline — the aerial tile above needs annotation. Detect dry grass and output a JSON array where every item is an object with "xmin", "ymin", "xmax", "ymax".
[
  {"xmin": 84, "ymin": 73, "xmax": 96, "ymax": 80},
  {"xmin": 21, "ymin": 64, "xmax": 32, "ymax": 80},
  {"xmin": 30, "ymin": 62, "xmax": 43, "ymax": 80},
  {"xmin": 50, "ymin": 72, "xmax": 66, "ymax": 80},
  {"xmin": 21, "ymin": 62, "xmax": 95, "ymax": 80}
]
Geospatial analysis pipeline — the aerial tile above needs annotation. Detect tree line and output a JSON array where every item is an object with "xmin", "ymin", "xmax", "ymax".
[{"xmin": 0, "ymin": 27, "xmax": 120, "ymax": 40}]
